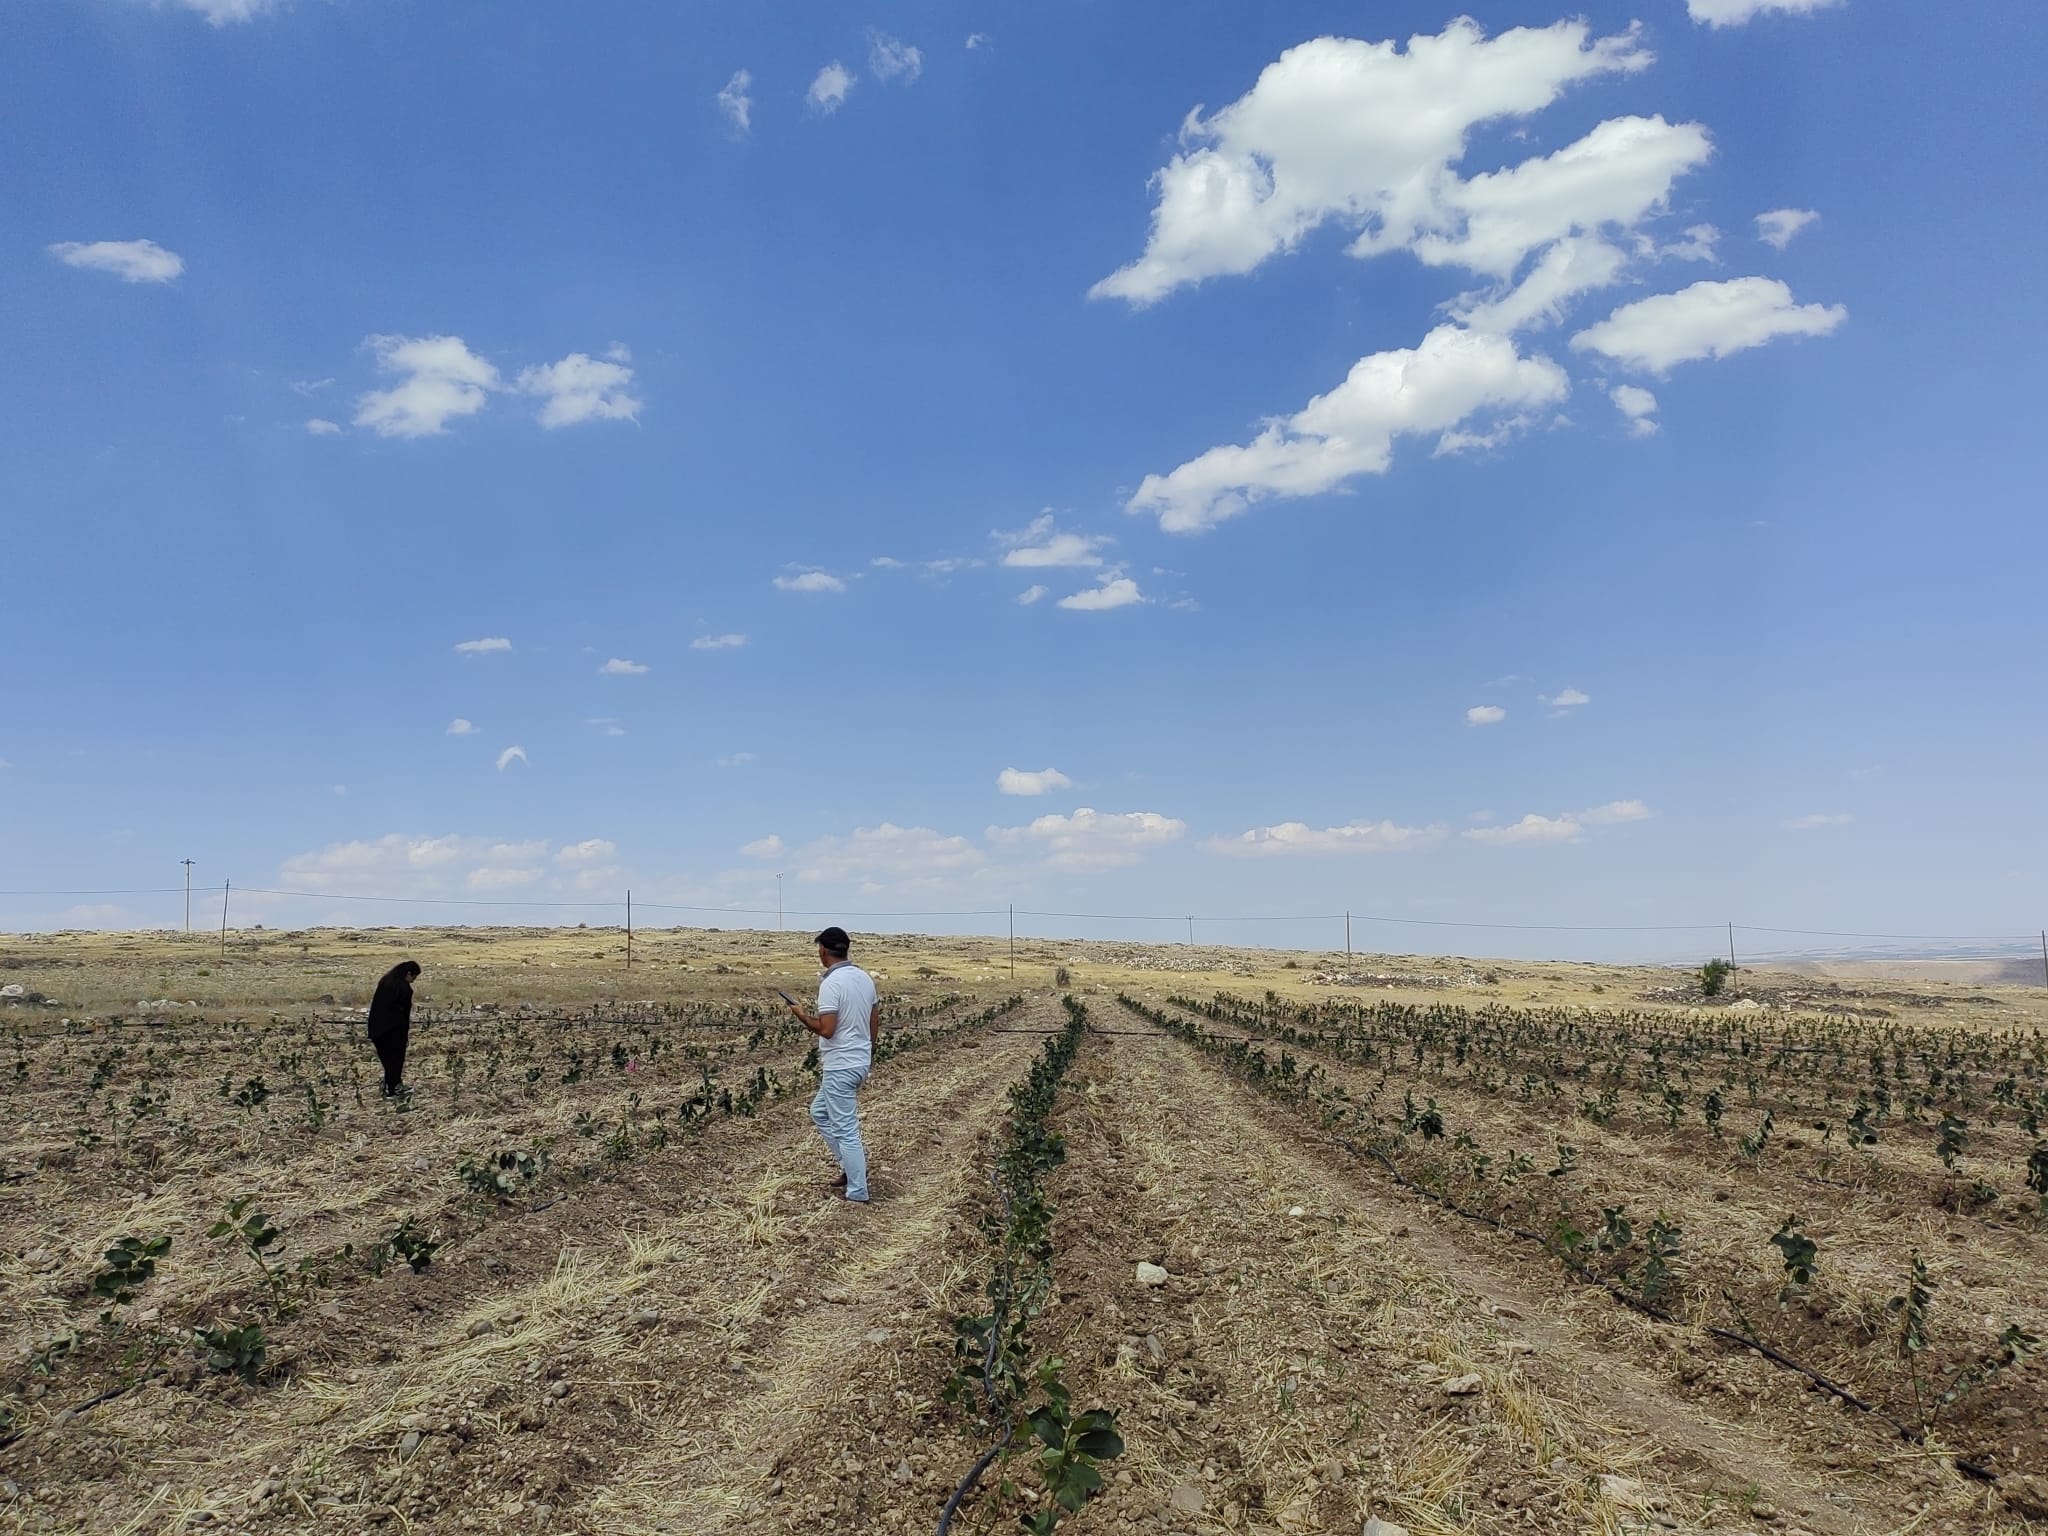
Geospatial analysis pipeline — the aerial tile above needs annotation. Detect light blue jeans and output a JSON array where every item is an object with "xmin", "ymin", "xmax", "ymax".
[{"xmin": 810, "ymin": 1064, "xmax": 870, "ymax": 1202}]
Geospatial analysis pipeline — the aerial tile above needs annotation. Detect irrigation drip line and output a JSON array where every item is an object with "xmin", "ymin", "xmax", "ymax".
[{"xmin": 1115, "ymin": 999, "xmax": 2009, "ymax": 1487}]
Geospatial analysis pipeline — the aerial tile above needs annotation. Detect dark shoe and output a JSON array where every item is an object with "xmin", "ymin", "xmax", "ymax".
[{"xmin": 831, "ymin": 1171, "xmax": 848, "ymax": 1188}]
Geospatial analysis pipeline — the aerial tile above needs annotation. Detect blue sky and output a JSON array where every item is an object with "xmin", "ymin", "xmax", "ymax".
[{"xmin": 3, "ymin": 0, "xmax": 2044, "ymax": 958}]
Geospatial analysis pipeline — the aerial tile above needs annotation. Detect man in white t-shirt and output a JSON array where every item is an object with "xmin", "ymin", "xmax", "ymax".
[{"xmin": 785, "ymin": 925, "xmax": 879, "ymax": 1203}]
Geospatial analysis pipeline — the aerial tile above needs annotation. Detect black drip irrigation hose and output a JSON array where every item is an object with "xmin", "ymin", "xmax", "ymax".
[
  {"xmin": 934, "ymin": 1426, "xmax": 1015, "ymax": 1536},
  {"xmin": 1119, "ymin": 1000, "xmax": 2008, "ymax": 1488}
]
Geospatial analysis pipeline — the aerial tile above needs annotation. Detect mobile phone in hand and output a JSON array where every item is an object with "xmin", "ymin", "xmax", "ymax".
[{"xmin": 775, "ymin": 989, "xmax": 799, "ymax": 1007}]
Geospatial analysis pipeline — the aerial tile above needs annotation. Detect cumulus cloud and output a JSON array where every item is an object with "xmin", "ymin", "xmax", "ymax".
[
  {"xmin": 445, "ymin": 718, "xmax": 477, "ymax": 736},
  {"xmin": 966, "ymin": 33, "xmax": 991, "ymax": 51},
  {"xmin": 774, "ymin": 570, "xmax": 847, "ymax": 594},
  {"xmin": 868, "ymin": 31, "xmax": 923, "ymax": 84},
  {"xmin": 1465, "ymin": 798, "xmax": 1651, "ymax": 845},
  {"xmin": 516, "ymin": 350, "xmax": 641, "ymax": 429},
  {"xmin": 1203, "ymin": 820, "xmax": 1446, "ymax": 857},
  {"xmin": 1542, "ymin": 686, "xmax": 1592, "ymax": 710},
  {"xmin": 1689, "ymin": 0, "xmax": 1842, "ymax": 27},
  {"xmin": 1572, "ymin": 277, "xmax": 1846, "ymax": 374},
  {"xmin": 1128, "ymin": 326, "xmax": 1569, "ymax": 533},
  {"xmin": 997, "ymin": 767, "xmax": 1073, "ymax": 797},
  {"xmin": 794, "ymin": 823, "xmax": 987, "ymax": 887},
  {"xmin": 1785, "ymin": 812, "xmax": 1852, "ymax": 830},
  {"xmin": 1660, "ymin": 224, "xmax": 1721, "ymax": 263},
  {"xmin": 690, "ymin": 633, "xmax": 746, "ymax": 650},
  {"xmin": 1090, "ymin": 19, "xmax": 1653, "ymax": 307},
  {"xmin": 988, "ymin": 808, "xmax": 1186, "ymax": 872},
  {"xmin": 355, "ymin": 334, "xmax": 501, "ymax": 438},
  {"xmin": 1610, "ymin": 384, "xmax": 1660, "ymax": 437},
  {"xmin": 495, "ymin": 746, "xmax": 528, "ymax": 772},
  {"xmin": 1017, "ymin": 585, "xmax": 1048, "ymax": 606},
  {"xmin": 454, "ymin": 637, "xmax": 511, "ymax": 655},
  {"xmin": 272, "ymin": 833, "xmax": 626, "ymax": 904},
  {"xmin": 1058, "ymin": 575, "xmax": 1145, "ymax": 611},
  {"xmin": 1466, "ymin": 705, "xmax": 1507, "ymax": 726},
  {"xmin": 995, "ymin": 513, "xmax": 1111, "ymax": 568},
  {"xmin": 741, "ymin": 835, "xmax": 787, "ymax": 859},
  {"xmin": 588, "ymin": 718, "xmax": 626, "ymax": 737},
  {"xmin": 48, "ymin": 238, "xmax": 186, "ymax": 283},
  {"xmin": 809, "ymin": 61, "xmax": 855, "ymax": 114},
  {"xmin": 1756, "ymin": 207, "xmax": 1820, "ymax": 249},
  {"xmin": 304, "ymin": 418, "xmax": 342, "ymax": 436},
  {"xmin": 598, "ymin": 658, "xmax": 648, "ymax": 676},
  {"xmin": 167, "ymin": 0, "xmax": 278, "ymax": 23},
  {"xmin": 716, "ymin": 69, "xmax": 753, "ymax": 133}
]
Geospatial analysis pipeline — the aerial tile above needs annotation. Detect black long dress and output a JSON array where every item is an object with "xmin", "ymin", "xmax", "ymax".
[{"xmin": 366, "ymin": 962, "xmax": 418, "ymax": 1095}]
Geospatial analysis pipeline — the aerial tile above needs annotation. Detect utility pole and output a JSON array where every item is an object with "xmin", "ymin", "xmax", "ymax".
[
  {"xmin": 776, "ymin": 873, "xmax": 785, "ymax": 933},
  {"xmin": 1345, "ymin": 910, "xmax": 1352, "ymax": 958},
  {"xmin": 626, "ymin": 890, "xmax": 633, "ymax": 970},
  {"xmin": 1008, "ymin": 904, "xmax": 1015, "ymax": 979},
  {"xmin": 1186, "ymin": 916, "xmax": 1194, "ymax": 947},
  {"xmin": 181, "ymin": 859, "xmax": 195, "ymax": 933},
  {"xmin": 1728, "ymin": 922, "xmax": 1737, "ymax": 971},
  {"xmin": 2040, "ymin": 931, "xmax": 2046, "ymax": 989},
  {"xmin": 219, "ymin": 880, "xmax": 231, "ymax": 960}
]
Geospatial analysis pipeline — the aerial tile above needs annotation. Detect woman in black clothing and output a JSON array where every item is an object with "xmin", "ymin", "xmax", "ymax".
[{"xmin": 366, "ymin": 961, "xmax": 421, "ymax": 1096}]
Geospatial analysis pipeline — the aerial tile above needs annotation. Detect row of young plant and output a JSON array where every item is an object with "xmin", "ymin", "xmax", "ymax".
[
  {"xmin": 5, "ymin": 990, "xmax": 984, "ymax": 1175},
  {"xmin": 1, "ymin": 995, "xmax": 1025, "ymax": 1451},
  {"xmin": 1167, "ymin": 990, "xmax": 2048, "ymax": 1216},
  {"xmin": 936, "ymin": 995, "xmax": 1124, "ymax": 1536},
  {"xmin": 1116, "ymin": 993, "xmax": 2039, "ymax": 1479}
]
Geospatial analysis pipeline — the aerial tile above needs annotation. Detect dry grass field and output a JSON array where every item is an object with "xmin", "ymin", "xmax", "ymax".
[{"xmin": 2, "ymin": 925, "xmax": 2044, "ymax": 1536}]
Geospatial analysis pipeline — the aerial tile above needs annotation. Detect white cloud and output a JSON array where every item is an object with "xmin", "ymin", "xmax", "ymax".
[
  {"xmin": 774, "ymin": 570, "xmax": 847, "ymax": 594},
  {"xmin": 445, "ymin": 718, "xmax": 477, "ymax": 736},
  {"xmin": 466, "ymin": 865, "xmax": 542, "ymax": 892},
  {"xmin": 1203, "ymin": 820, "xmax": 1446, "ymax": 857},
  {"xmin": 304, "ymin": 418, "xmax": 342, "ymax": 436},
  {"xmin": 716, "ymin": 69, "xmax": 753, "ymax": 134},
  {"xmin": 1610, "ymin": 384, "xmax": 1660, "ymax": 437},
  {"xmin": 871, "ymin": 556, "xmax": 906, "ymax": 569},
  {"xmin": 555, "ymin": 839, "xmax": 617, "ymax": 866},
  {"xmin": 1434, "ymin": 412, "xmax": 1540, "ymax": 457},
  {"xmin": 868, "ymin": 31, "xmax": 923, "ymax": 84},
  {"xmin": 995, "ymin": 512, "xmax": 1110, "ymax": 568},
  {"xmin": 794, "ymin": 823, "xmax": 987, "ymax": 886},
  {"xmin": 1688, "ymin": 0, "xmax": 1842, "ymax": 28},
  {"xmin": 291, "ymin": 378, "xmax": 334, "ymax": 395},
  {"xmin": 808, "ymin": 61, "xmax": 855, "ymax": 114},
  {"xmin": 741, "ymin": 835, "xmax": 786, "ymax": 859},
  {"xmin": 454, "ymin": 636, "xmax": 511, "ymax": 655},
  {"xmin": 1129, "ymin": 326, "xmax": 1570, "ymax": 533},
  {"xmin": 355, "ymin": 334, "xmax": 501, "ymax": 438},
  {"xmin": 598, "ymin": 657, "xmax": 649, "ymax": 676},
  {"xmin": 1466, "ymin": 705, "xmax": 1507, "ymax": 726},
  {"xmin": 1571, "ymin": 277, "xmax": 1846, "ymax": 374},
  {"xmin": 716, "ymin": 752, "xmax": 756, "ymax": 768},
  {"xmin": 966, "ymin": 33, "xmax": 991, "ymax": 51},
  {"xmin": 1660, "ymin": 223, "xmax": 1721, "ymax": 262},
  {"xmin": 495, "ymin": 746, "xmax": 527, "ymax": 772},
  {"xmin": 987, "ymin": 808, "xmax": 1186, "ymax": 872},
  {"xmin": 1058, "ymin": 575, "xmax": 1145, "ymax": 612},
  {"xmin": 516, "ymin": 351, "xmax": 641, "ymax": 429},
  {"xmin": 1579, "ymin": 799, "xmax": 1651, "ymax": 825},
  {"xmin": 1542, "ymin": 686, "xmax": 1592, "ymax": 710},
  {"xmin": 168, "ymin": 0, "xmax": 277, "ymax": 24},
  {"xmin": 587, "ymin": 718, "xmax": 626, "ymax": 737},
  {"xmin": 1785, "ymin": 812, "xmax": 1852, "ymax": 830},
  {"xmin": 1090, "ymin": 19, "xmax": 1652, "ymax": 306},
  {"xmin": 48, "ymin": 238, "xmax": 185, "ymax": 283},
  {"xmin": 997, "ymin": 767, "xmax": 1073, "ymax": 797},
  {"xmin": 1465, "ymin": 813, "xmax": 1583, "ymax": 846},
  {"xmin": 1017, "ymin": 585, "xmax": 1048, "ymax": 606},
  {"xmin": 1450, "ymin": 235, "xmax": 1630, "ymax": 334},
  {"xmin": 1464, "ymin": 798, "xmax": 1652, "ymax": 845},
  {"xmin": 1756, "ymin": 207, "xmax": 1819, "ymax": 249},
  {"xmin": 690, "ymin": 633, "xmax": 747, "ymax": 650}
]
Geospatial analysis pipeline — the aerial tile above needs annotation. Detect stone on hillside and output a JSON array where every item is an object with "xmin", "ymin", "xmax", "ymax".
[{"xmin": 1136, "ymin": 1262, "xmax": 1170, "ymax": 1286}]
